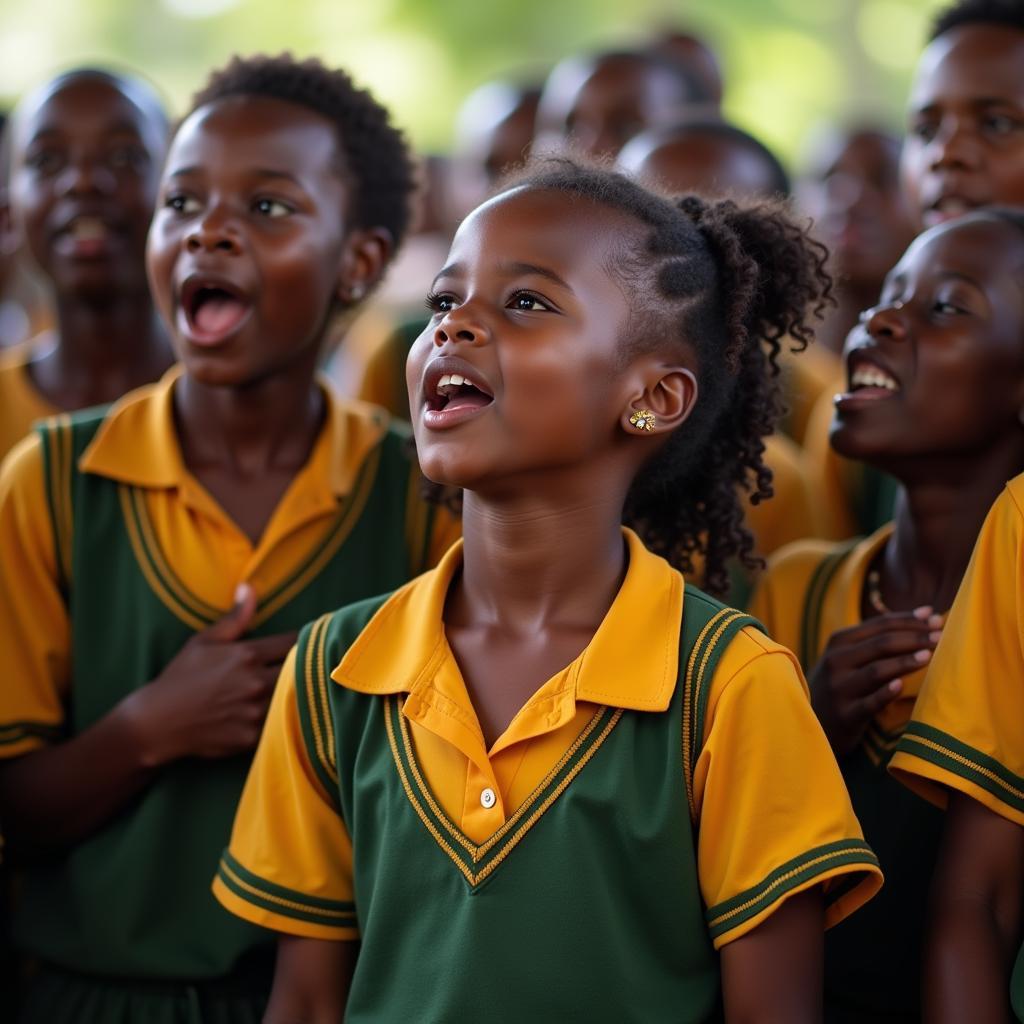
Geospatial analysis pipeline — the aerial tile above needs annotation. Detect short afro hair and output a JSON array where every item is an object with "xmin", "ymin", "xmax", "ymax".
[
  {"xmin": 189, "ymin": 54, "xmax": 415, "ymax": 250},
  {"xmin": 930, "ymin": 0, "xmax": 1024, "ymax": 40}
]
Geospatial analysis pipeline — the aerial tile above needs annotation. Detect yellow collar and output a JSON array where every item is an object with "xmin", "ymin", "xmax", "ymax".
[
  {"xmin": 332, "ymin": 527, "xmax": 684, "ymax": 712},
  {"xmin": 79, "ymin": 366, "xmax": 390, "ymax": 498}
]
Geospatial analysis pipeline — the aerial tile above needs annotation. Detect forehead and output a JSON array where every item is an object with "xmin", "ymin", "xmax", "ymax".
[
  {"xmin": 817, "ymin": 131, "xmax": 899, "ymax": 177},
  {"xmin": 577, "ymin": 57, "xmax": 685, "ymax": 111},
  {"xmin": 641, "ymin": 134, "xmax": 773, "ymax": 195},
  {"xmin": 167, "ymin": 95, "xmax": 343, "ymax": 178},
  {"xmin": 898, "ymin": 216, "xmax": 1024, "ymax": 282},
  {"xmin": 910, "ymin": 25, "xmax": 1024, "ymax": 106},
  {"xmin": 448, "ymin": 187, "xmax": 640, "ymax": 282},
  {"xmin": 15, "ymin": 76, "xmax": 163, "ymax": 149}
]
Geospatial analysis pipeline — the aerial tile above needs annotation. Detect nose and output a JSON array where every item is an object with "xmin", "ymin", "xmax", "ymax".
[
  {"xmin": 863, "ymin": 300, "xmax": 907, "ymax": 341},
  {"xmin": 928, "ymin": 118, "xmax": 981, "ymax": 172},
  {"xmin": 185, "ymin": 202, "xmax": 240, "ymax": 255},
  {"xmin": 57, "ymin": 153, "xmax": 115, "ymax": 197},
  {"xmin": 433, "ymin": 305, "xmax": 488, "ymax": 348}
]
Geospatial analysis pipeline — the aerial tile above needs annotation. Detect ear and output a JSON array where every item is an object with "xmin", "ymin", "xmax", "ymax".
[
  {"xmin": 336, "ymin": 227, "xmax": 393, "ymax": 307},
  {"xmin": 619, "ymin": 363, "xmax": 699, "ymax": 436}
]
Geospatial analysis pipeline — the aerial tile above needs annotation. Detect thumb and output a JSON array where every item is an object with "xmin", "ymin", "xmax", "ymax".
[{"xmin": 205, "ymin": 583, "xmax": 258, "ymax": 642}]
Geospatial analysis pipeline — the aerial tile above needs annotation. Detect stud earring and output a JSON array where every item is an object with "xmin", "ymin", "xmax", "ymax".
[
  {"xmin": 349, "ymin": 283, "xmax": 366, "ymax": 302},
  {"xmin": 629, "ymin": 409, "xmax": 656, "ymax": 432}
]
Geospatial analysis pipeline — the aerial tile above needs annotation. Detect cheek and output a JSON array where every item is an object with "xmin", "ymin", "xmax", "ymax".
[
  {"xmin": 991, "ymin": 144, "xmax": 1024, "ymax": 202},
  {"xmin": 898, "ymin": 143, "xmax": 923, "ymax": 204},
  {"xmin": 258, "ymin": 235, "xmax": 341, "ymax": 333},
  {"xmin": 145, "ymin": 218, "xmax": 177, "ymax": 312}
]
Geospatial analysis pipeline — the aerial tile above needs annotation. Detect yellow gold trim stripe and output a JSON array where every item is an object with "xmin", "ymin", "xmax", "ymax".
[
  {"xmin": 903, "ymin": 734, "xmax": 1024, "ymax": 803},
  {"xmin": 303, "ymin": 614, "xmax": 338, "ymax": 786},
  {"xmin": 218, "ymin": 858, "xmax": 355, "ymax": 921},
  {"xmin": 252, "ymin": 446, "xmax": 382, "ymax": 628},
  {"xmin": 118, "ymin": 486, "xmax": 208, "ymax": 632},
  {"xmin": 386, "ymin": 696, "xmax": 622, "ymax": 886}
]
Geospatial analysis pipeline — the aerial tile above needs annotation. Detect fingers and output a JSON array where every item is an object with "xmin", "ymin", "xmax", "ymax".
[
  {"xmin": 242, "ymin": 631, "xmax": 300, "ymax": 665},
  {"xmin": 851, "ymin": 677, "xmax": 905, "ymax": 720},
  {"xmin": 204, "ymin": 583, "xmax": 259, "ymax": 643},
  {"xmin": 844, "ymin": 648, "xmax": 934, "ymax": 698}
]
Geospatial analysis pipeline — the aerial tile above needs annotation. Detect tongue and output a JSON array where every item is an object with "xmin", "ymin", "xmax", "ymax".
[
  {"xmin": 195, "ymin": 295, "xmax": 247, "ymax": 336},
  {"xmin": 447, "ymin": 389, "xmax": 492, "ymax": 410}
]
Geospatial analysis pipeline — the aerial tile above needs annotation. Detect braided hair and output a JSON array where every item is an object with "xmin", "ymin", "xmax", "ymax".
[{"xmin": 497, "ymin": 158, "xmax": 832, "ymax": 595}]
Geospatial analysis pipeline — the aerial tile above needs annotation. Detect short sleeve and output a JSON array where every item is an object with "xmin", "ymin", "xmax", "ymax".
[
  {"xmin": 693, "ymin": 629, "xmax": 882, "ymax": 948},
  {"xmin": 0, "ymin": 433, "xmax": 70, "ymax": 758},
  {"xmin": 212, "ymin": 646, "xmax": 359, "ymax": 940},
  {"xmin": 890, "ymin": 485, "xmax": 1024, "ymax": 826}
]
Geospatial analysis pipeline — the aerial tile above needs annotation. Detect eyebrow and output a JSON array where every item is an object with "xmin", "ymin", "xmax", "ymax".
[
  {"xmin": 431, "ymin": 260, "xmax": 574, "ymax": 292},
  {"xmin": 164, "ymin": 165, "xmax": 304, "ymax": 187}
]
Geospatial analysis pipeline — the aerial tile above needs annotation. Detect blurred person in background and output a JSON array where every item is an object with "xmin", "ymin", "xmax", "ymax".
[
  {"xmin": 648, "ymin": 26, "xmax": 725, "ymax": 110},
  {"xmin": 0, "ymin": 68, "xmax": 174, "ymax": 463},
  {"xmin": 535, "ymin": 47, "xmax": 711, "ymax": 159},
  {"xmin": 805, "ymin": 0, "xmax": 1024, "ymax": 541}
]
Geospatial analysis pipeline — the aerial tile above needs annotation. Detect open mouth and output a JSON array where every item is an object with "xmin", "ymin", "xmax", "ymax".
[
  {"xmin": 848, "ymin": 360, "xmax": 901, "ymax": 397},
  {"xmin": 924, "ymin": 195, "xmax": 979, "ymax": 226},
  {"xmin": 425, "ymin": 372, "xmax": 495, "ymax": 414},
  {"xmin": 180, "ymin": 278, "xmax": 252, "ymax": 344},
  {"xmin": 55, "ymin": 215, "xmax": 115, "ymax": 257}
]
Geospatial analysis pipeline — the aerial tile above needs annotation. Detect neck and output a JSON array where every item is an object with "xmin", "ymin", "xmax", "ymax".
[
  {"xmin": 882, "ymin": 441, "xmax": 1024, "ymax": 612},
  {"xmin": 174, "ymin": 356, "xmax": 325, "ymax": 478},
  {"xmin": 455, "ymin": 470, "xmax": 630, "ymax": 635},
  {"xmin": 818, "ymin": 280, "xmax": 881, "ymax": 357},
  {"xmin": 45, "ymin": 291, "xmax": 173, "ymax": 406}
]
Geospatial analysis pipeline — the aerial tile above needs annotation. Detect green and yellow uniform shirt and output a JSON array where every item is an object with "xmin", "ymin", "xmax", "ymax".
[
  {"xmin": 891, "ymin": 476, "xmax": 1024, "ymax": 1017},
  {"xmin": 0, "ymin": 339, "xmax": 57, "ymax": 465},
  {"xmin": 216, "ymin": 529, "xmax": 880, "ymax": 1023},
  {"xmin": 0, "ymin": 368, "xmax": 457, "ymax": 1023},
  {"xmin": 750, "ymin": 526, "xmax": 942, "ymax": 1020}
]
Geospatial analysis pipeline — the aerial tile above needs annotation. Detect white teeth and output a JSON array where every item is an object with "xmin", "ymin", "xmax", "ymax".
[
  {"xmin": 449, "ymin": 374, "xmax": 465, "ymax": 386},
  {"xmin": 437, "ymin": 374, "xmax": 451, "ymax": 392},
  {"xmin": 70, "ymin": 217, "xmax": 107, "ymax": 241},
  {"xmin": 851, "ymin": 366, "xmax": 900, "ymax": 392},
  {"xmin": 435, "ymin": 371, "xmax": 485, "ymax": 396}
]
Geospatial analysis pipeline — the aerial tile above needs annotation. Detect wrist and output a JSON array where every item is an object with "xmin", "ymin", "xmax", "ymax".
[{"xmin": 115, "ymin": 686, "xmax": 175, "ymax": 770}]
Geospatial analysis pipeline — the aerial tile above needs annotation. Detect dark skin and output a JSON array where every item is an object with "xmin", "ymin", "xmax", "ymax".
[
  {"xmin": 901, "ymin": 24, "xmax": 1024, "ymax": 232},
  {"xmin": 537, "ymin": 54, "xmax": 698, "ymax": 159},
  {"xmin": 619, "ymin": 127, "xmax": 782, "ymax": 200},
  {"xmin": 925, "ymin": 792, "xmax": 1024, "ymax": 1024},
  {"xmin": 801, "ymin": 129, "xmax": 916, "ymax": 356},
  {"xmin": 5, "ymin": 72, "xmax": 174, "ymax": 407},
  {"xmin": 0, "ymin": 96, "xmax": 390, "ymax": 854},
  {"xmin": 268, "ymin": 188, "xmax": 824, "ymax": 1022},
  {"xmin": 811, "ymin": 217, "xmax": 1024, "ymax": 756}
]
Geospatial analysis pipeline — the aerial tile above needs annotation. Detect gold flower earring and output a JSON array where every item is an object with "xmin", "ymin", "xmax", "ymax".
[{"xmin": 629, "ymin": 409, "xmax": 656, "ymax": 432}]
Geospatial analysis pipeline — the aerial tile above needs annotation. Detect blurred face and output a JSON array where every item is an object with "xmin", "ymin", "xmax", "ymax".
[
  {"xmin": 832, "ymin": 215, "xmax": 1024, "ymax": 466},
  {"xmin": 804, "ymin": 130, "xmax": 915, "ymax": 289},
  {"xmin": 146, "ymin": 96, "xmax": 354, "ymax": 388},
  {"xmin": 538, "ymin": 56, "xmax": 693, "ymax": 159},
  {"xmin": 8, "ymin": 74, "xmax": 166, "ymax": 301},
  {"xmin": 619, "ymin": 131, "xmax": 780, "ymax": 199},
  {"xmin": 902, "ymin": 25, "xmax": 1024, "ymax": 230},
  {"xmin": 406, "ymin": 188, "xmax": 638, "ymax": 490}
]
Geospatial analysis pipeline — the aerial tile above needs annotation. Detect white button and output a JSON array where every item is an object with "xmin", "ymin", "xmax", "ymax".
[{"xmin": 480, "ymin": 787, "xmax": 496, "ymax": 809}]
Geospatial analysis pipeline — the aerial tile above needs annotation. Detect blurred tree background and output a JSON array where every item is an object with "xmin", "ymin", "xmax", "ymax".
[{"xmin": 0, "ymin": 0, "xmax": 945, "ymax": 163}]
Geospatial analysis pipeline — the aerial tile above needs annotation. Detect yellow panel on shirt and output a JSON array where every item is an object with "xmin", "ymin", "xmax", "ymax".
[
  {"xmin": 0, "ymin": 339, "xmax": 58, "ymax": 465},
  {"xmin": 891, "ymin": 477, "xmax": 1024, "ymax": 825},
  {"xmin": 216, "ymin": 529, "xmax": 880, "ymax": 948}
]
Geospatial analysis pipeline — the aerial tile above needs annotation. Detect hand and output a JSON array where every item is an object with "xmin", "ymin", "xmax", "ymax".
[
  {"xmin": 125, "ymin": 584, "xmax": 298, "ymax": 766},
  {"xmin": 809, "ymin": 606, "xmax": 943, "ymax": 756}
]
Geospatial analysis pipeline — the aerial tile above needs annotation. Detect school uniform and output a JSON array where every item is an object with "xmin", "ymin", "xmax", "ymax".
[
  {"xmin": 0, "ymin": 367, "xmax": 457, "ymax": 1023},
  {"xmin": 216, "ymin": 528, "xmax": 881, "ymax": 1023},
  {"xmin": 0, "ymin": 339, "xmax": 58, "ymax": 464},
  {"xmin": 749, "ymin": 527, "xmax": 942, "ymax": 1021},
  {"xmin": 779, "ymin": 340, "xmax": 840, "ymax": 447},
  {"xmin": 891, "ymin": 475, "xmax": 1024, "ymax": 1020}
]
